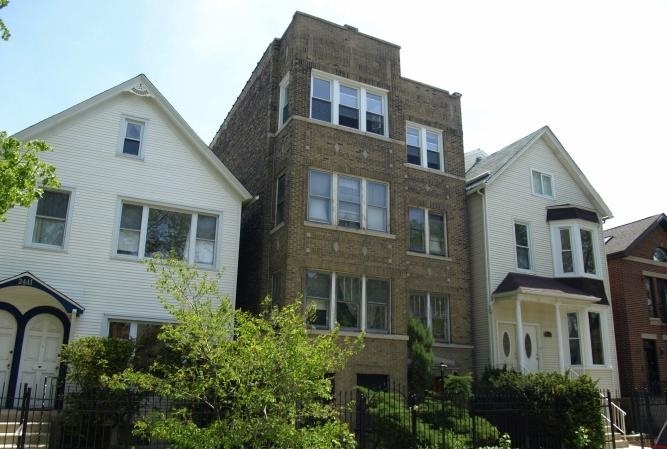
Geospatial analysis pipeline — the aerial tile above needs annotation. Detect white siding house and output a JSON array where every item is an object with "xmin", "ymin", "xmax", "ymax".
[
  {"xmin": 466, "ymin": 126, "xmax": 620, "ymax": 395},
  {"xmin": 0, "ymin": 75, "xmax": 251, "ymax": 402}
]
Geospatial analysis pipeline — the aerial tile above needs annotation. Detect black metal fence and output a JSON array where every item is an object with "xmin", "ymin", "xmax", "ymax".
[
  {"xmin": 631, "ymin": 389, "xmax": 667, "ymax": 447},
  {"xmin": 0, "ymin": 381, "xmax": 618, "ymax": 449}
]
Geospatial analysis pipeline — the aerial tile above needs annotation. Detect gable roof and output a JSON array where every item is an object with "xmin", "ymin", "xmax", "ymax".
[
  {"xmin": 14, "ymin": 74, "xmax": 252, "ymax": 203},
  {"xmin": 0, "ymin": 271, "xmax": 84, "ymax": 315},
  {"xmin": 464, "ymin": 126, "xmax": 612, "ymax": 219},
  {"xmin": 604, "ymin": 213, "xmax": 667, "ymax": 257}
]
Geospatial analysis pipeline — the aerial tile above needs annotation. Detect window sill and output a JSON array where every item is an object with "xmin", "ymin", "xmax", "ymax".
[
  {"xmin": 304, "ymin": 220, "xmax": 396, "ymax": 239},
  {"xmin": 433, "ymin": 342, "xmax": 474, "ymax": 349},
  {"xmin": 24, "ymin": 243, "xmax": 68, "ymax": 254},
  {"xmin": 109, "ymin": 254, "xmax": 220, "ymax": 271},
  {"xmin": 270, "ymin": 222, "xmax": 285, "ymax": 235},
  {"xmin": 406, "ymin": 251, "xmax": 451, "ymax": 262},
  {"xmin": 308, "ymin": 329, "xmax": 408, "ymax": 341},
  {"xmin": 554, "ymin": 272, "xmax": 603, "ymax": 281},
  {"xmin": 649, "ymin": 317, "xmax": 664, "ymax": 326},
  {"xmin": 404, "ymin": 163, "xmax": 464, "ymax": 181},
  {"xmin": 116, "ymin": 152, "xmax": 145, "ymax": 161},
  {"xmin": 531, "ymin": 192, "xmax": 555, "ymax": 200},
  {"xmin": 300, "ymin": 116, "xmax": 393, "ymax": 142}
]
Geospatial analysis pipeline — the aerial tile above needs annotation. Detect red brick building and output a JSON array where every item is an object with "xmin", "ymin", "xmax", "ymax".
[{"xmin": 605, "ymin": 214, "xmax": 667, "ymax": 396}]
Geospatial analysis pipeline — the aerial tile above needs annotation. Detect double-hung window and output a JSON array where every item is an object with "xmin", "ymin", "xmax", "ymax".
[
  {"xmin": 531, "ymin": 170, "xmax": 554, "ymax": 198},
  {"xmin": 564, "ymin": 310, "xmax": 607, "ymax": 367},
  {"xmin": 514, "ymin": 222, "xmax": 531, "ymax": 271},
  {"xmin": 405, "ymin": 123, "xmax": 444, "ymax": 171},
  {"xmin": 307, "ymin": 169, "xmax": 389, "ymax": 233},
  {"xmin": 121, "ymin": 118, "xmax": 146, "ymax": 157},
  {"xmin": 551, "ymin": 222, "xmax": 600, "ymax": 277},
  {"xmin": 30, "ymin": 190, "xmax": 72, "ymax": 248},
  {"xmin": 409, "ymin": 292, "xmax": 451, "ymax": 343},
  {"xmin": 310, "ymin": 70, "xmax": 387, "ymax": 137},
  {"xmin": 567, "ymin": 312, "xmax": 582, "ymax": 365},
  {"xmin": 278, "ymin": 73, "xmax": 290, "ymax": 127},
  {"xmin": 116, "ymin": 201, "xmax": 218, "ymax": 266},
  {"xmin": 408, "ymin": 207, "xmax": 446, "ymax": 256},
  {"xmin": 305, "ymin": 270, "xmax": 390, "ymax": 333},
  {"xmin": 588, "ymin": 312, "xmax": 605, "ymax": 365}
]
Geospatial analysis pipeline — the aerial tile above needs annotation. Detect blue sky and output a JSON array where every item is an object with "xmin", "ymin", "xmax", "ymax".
[{"xmin": 1, "ymin": 0, "xmax": 665, "ymax": 228}]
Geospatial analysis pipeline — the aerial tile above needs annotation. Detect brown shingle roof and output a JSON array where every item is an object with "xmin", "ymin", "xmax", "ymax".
[{"xmin": 603, "ymin": 214, "xmax": 666, "ymax": 257}]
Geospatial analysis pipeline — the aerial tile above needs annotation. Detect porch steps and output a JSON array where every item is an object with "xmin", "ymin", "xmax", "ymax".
[
  {"xmin": 0, "ymin": 410, "xmax": 52, "ymax": 449},
  {"xmin": 606, "ymin": 423, "xmax": 629, "ymax": 449}
]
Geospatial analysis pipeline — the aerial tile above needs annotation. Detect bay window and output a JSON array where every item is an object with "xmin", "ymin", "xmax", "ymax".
[{"xmin": 551, "ymin": 222, "xmax": 601, "ymax": 278}]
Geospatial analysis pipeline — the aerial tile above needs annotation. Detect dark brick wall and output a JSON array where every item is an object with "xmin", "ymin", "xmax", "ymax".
[
  {"xmin": 608, "ymin": 222, "xmax": 667, "ymax": 396},
  {"xmin": 211, "ymin": 12, "xmax": 472, "ymax": 393}
]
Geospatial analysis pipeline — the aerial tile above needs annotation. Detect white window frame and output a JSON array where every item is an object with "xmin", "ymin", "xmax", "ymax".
[
  {"xmin": 513, "ymin": 221, "xmax": 532, "ymax": 272},
  {"xmin": 106, "ymin": 318, "xmax": 168, "ymax": 339},
  {"xmin": 278, "ymin": 72, "xmax": 290, "ymax": 129},
  {"xmin": 405, "ymin": 122, "xmax": 445, "ymax": 172},
  {"xmin": 118, "ymin": 115, "xmax": 149, "ymax": 159},
  {"xmin": 550, "ymin": 221, "xmax": 601, "ymax": 279},
  {"xmin": 408, "ymin": 206, "xmax": 447, "ymax": 257},
  {"xmin": 304, "ymin": 270, "xmax": 390, "ymax": 334},
  {"xmin": 25, "ymin": 187, "xmax": 75, "ymax": 251},
  {"xmin": 409, "ymin": 292, "xmax": 451, "ymax": 343},
  {"xmin": 309, "ymin": 69, "xmax": 388, "ymax": 137},
  {"xmin": 530, "ymin": 169, "xmax": 554, "ymax": 199},
  {"xmin": 307, "ymin": 169, "xmax": 390, "ymax": 233},
  {"xmin": 113, "ymin": 199, "xmax": 221, "ymax": 267},
  {"xmin": 561, "ymin": 308, "xmax": 609, "ymax": 368}
]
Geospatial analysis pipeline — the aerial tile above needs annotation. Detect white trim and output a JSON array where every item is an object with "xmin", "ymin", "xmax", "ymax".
[
  {"xmin": 550, "ymin": 220, "xmax": 603, "ymax": 279},
  {"xmin": 118, "ymin": 114, "xmax": 150, "ymax": 160},
  {"xmin": 530, "ymin": 168, "xmax": 555, "ymax": 199},
  {"xmin": 278, "ymin": 72, "xmax": 290, "ymax": 130},
  {"xmin": 513, "ymin": 220, "xmax": 533, "ymax": 272},
  {"xmin": 405, "ymin": 122, "xmax": 445, "ymax": 172},
  {"xmin": 24, "ymin": 187, "xmax": 76, "ymax": 252},
  {"xmin": 641, "ymin": 333, "xmax": 658, "ymax": 340},
  {"xmin": 642, "ymin": 270, "xmax": 667, "ymax": 280},
  {"xmin": 407, "ymin": 206, "xmax": 448, "ymax": 257},
  {"xmin": 310, "ymin": 69, "xmax": 388, "ymax": 137}
]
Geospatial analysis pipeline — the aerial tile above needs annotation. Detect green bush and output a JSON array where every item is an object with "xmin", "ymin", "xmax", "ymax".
[
  {"xmin": 479, "ymin": 369, "xmax": 604, "ymax": 449},
  {"xmin": 408, "ymin": 317, "xmax": 434, "ymax": 397}
]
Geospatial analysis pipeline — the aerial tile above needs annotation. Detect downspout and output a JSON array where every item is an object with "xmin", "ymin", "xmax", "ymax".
[{"xmin": 477, "ymin": 189, "xmax": 495, "ymax": 369}]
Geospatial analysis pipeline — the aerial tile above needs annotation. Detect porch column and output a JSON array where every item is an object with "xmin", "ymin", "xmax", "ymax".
[
  {"xmin": 69, "ymin": 309, "xmax": 78, "ymax": 343},
  {"xmin": 555, "ymin": 303, "xmax": 565, "ymax": 373},
  {"xmin": 515, "ymin": 299, "xmax": 525, "ymax": 372}
]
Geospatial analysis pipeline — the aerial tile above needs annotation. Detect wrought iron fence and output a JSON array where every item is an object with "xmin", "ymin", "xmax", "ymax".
[{"xmin": 0, "ymin": 380, "xmax": 617, "ymax": 449}]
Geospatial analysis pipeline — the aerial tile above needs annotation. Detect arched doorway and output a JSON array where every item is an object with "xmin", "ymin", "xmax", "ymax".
[{"xmin": 0, "ymin": 310, "xmax": 18, "ymax": 394}]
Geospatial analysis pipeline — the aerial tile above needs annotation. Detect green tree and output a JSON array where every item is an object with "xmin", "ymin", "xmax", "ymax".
[
  {"xmin": 107, "ymin": 257, "xmax": 362, "ymax": 449},
  {"xmin": 0, "ymin": 132, "xmax": 60, "ymax": 221},
  {"xmin": 407, "ymin": 316, "xmax": 434, "ymax": 395},
  {"xmin": 0, "ymin": 0, "xmax": 10, "ymax": 41}
]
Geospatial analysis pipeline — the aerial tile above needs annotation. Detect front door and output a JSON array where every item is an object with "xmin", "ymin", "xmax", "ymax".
[
  {"xmin": 0, "ymin": 310, "xmax": 17, "ymax": 395},
  {"xmin": 498, "ymin": 323, "xmax": 517, "ymax": 370},
  {"xmin": 16, "ymin": 314, "xmax": 63, "ymax": 401},
  {"xmin": 522, "ymin": 324, "xmax": 539, "ymax": 372}
]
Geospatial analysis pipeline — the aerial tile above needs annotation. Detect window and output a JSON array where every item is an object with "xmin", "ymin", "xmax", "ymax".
[
  {"xmin": 588, "ymin": 312, "xmax": 605, "ymax": 365},
  {"xmin": 108, "ymin": 319, "xmax": 165, "ymax": 369},
  {"xmin": 275, "ymin": 174, "xmax": 286, "ymax": 225},
  {"xmin": 116, "ymin": 201, "xmax": 218, "ymax": 266},
  {"xmin": 405, "ymin": 124, "xmax": 443, "ymax": 171},
  {"xmin": 30, "ymin": 190, "xmax": 71, "ymax": 248},
  {"xmin": 278, "ymin": 73, "xmax": 290, "ymax": 127},
  {"xmin": 409, "ymin": 292, "xmax": 451, "ymax": 343},
  {"xmin": 567, "ymin": 312, "xmax": 582, "ymax": 365},
  {"xmin": 408, "ymin": 207, "xmax": 446, "ymax": 256},
  {"xmin": 121, "ymin": 119, "xmax": 145, "ymax": 157},
  {"xmin": 271, "ymin": 272, "xmax": 282, "ymax": 305},
  {"xmin": 305, "ymin": 270, "xmax": 390, "ymax": 333},
  {"xmin": 310, "ymin": 70, "xmax": 387, "ymax": 137},
  {"xmin": 531, "ymin": 170, "xmax": 554, "ymax": 198},
  {"xmin": 645, "ymin": 277, "xmax": 667, "ymax": 321},
  {"xmin": 551, "ymin": 223, "xmax": 600, "ymax": 277},
  {"xmin": 654, "ymin": 247, "xmax": 667, "ymax": 262},
  {"xmin": 307, "ymin": 169, "xmax": 389, "ymax": 233},
  {"xmin": 514, "ymin": 222, "xmax": 531, "ymax": 270}
]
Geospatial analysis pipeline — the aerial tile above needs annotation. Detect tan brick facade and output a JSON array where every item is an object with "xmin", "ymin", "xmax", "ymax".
[{"xmin": 211, "ymin": 12, "xmax": 472, "ymax": 393}]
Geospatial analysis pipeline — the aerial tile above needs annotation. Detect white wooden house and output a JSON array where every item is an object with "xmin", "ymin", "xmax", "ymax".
[
  {"xmin": 466, "ymin": 126, "xmax": 620, "ymax": 394},
  {"xmin": 0, "ymin": 75, "xmax": 251, "ymax": 402}
]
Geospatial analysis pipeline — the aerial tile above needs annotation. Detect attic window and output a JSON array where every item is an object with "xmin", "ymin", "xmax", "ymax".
[
  {"xmin": 121, "ymin": 117, "xmax": 146, "ymax": 158},
  {"xmin": 654, "ymin": 247, "xmax": 667, "ymax": 262},
  {"xmin": 531, "ymin": 169, "xmax": 554, "ymax": 199}
]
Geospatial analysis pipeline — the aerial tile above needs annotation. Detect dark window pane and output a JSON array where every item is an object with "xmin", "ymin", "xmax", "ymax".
[
  {"xmin": 336, "ymin": 276, "xmax": 361, "ymax": 329},
  {"xmin": 428, "ymin": 213, "xmax": 445, "ymax": 256},
  {"xmin": 126, "ymin": 122, "xmax": 142, "ymax": 140},
  {"xmin": 311, "ymin": 98, "xmax": 332, "ymax": 122},
  {"xmin": 196, "ymin": 215, "xmax": 217, "ymax": 240},
  {"xmin": 306, "ymin": 271, "xmax": 331, "ymax": 328},
  {"xmin": 427, "ymin": 150, "xmax": 440, "ymax": 170},
  {"xmin": 339, "ymin": 105, "xmax": 359, "ymax": 129},
  {"xmin": 580, "ymin": 229, "xmax": 596, "ymax": 274},
  {"xmin": 407, "ymin": 145, "xmax": 421, "ymax": 165},
  {"xmin": 36, "ymin": 191, "xmax": 69, "ymax": 219},
  {"xmin": 517, "ymin": 247, "xmax": 530, "ymax": 270},
  {"xmin": 282, "ymin": 104, "xmax": 290, "ymax": 124},
  {"xmin": 276, "ymin": 175, "xmax": 286, "ymax": 224},
  {"xmin": 120, "ymin": 204, "xmax": 142, "ymax": 230},
  {"xmin": 108, "ymin": 321, "xmax": 130, "ymax": 339},
  {"xmin": 409, "ymin": 207, "xmax": 425, "ymax": 252},
  {"xmin": 145, "ymin": 208, "xmax": 191, "ymax": 259},
  {"xmin": 588, "ymin": 312, "xmax": 604, "ymax": 364},
  {"xmin": 123, "ymin": 138, "xmax": 140, "ymax": 156},
  {"xmin": 312, "ymin": 78, "xmax": 331, "ymax": 100},
  {"xmin": 366, "ymin": 112, "xmax": 384, "ymax": 135}
]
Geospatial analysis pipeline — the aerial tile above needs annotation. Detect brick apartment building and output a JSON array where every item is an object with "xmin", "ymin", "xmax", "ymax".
[
  {"xmin": 210, "ymin": 12, "xmax": 472, "ymax": 392},
  {"xmin": 605, "ymin": 213, "xmax": 667, "ymax": 396}
]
